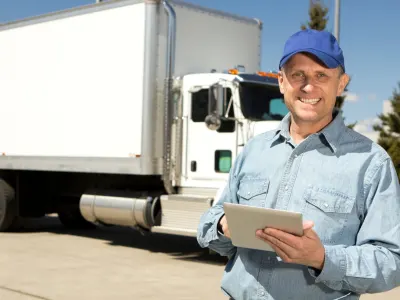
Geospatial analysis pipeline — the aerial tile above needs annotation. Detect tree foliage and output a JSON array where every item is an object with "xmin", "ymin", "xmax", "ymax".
[
  {"xmin": 301, "ymin": 0, "xmax": 329, "ymax": 31},
  {"xmin": 373, "ymin": 83, "xmax": 400, "ymax": 178}
]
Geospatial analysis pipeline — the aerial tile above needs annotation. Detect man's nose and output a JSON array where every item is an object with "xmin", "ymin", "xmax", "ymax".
[{"xmin": 301, "ymin": 83, "xmax": 314, "ymax": 93}]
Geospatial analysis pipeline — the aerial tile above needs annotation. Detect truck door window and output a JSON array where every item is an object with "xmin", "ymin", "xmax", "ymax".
[{"xmin": 191, "ymin": 88, "xmax": 235, "ymax": 133}]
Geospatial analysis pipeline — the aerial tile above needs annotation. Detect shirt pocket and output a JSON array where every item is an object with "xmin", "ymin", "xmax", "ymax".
[
  {"xmin": 237, "ymin": 178, "xmax": 269, "ymax": 206},
  {"xmin": 303, "ymin": 186, "xmax": 356, "ymax": 244}
]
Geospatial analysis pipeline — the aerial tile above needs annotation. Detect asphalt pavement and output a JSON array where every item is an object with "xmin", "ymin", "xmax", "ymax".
[{"xmin": 0, "ymin": 216, "xmax": 398, "ymax": 300}]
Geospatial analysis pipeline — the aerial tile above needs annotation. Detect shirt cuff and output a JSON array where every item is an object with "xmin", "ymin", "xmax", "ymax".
[
  {"xmin": 309, "ymin": 245, "xmax": 347, "ymax": 284},
  {"xmin": 209, "ymin": 212, "xmax": 231, "ymax": 243}
]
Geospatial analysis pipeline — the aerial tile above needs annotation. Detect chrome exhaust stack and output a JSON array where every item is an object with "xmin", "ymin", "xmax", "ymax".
[{"xmin": 162, "ymin": 0, "xmax": 177, "ymax": 195}]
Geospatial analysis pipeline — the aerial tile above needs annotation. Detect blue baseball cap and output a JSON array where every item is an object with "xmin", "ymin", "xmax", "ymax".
[{"xmin": 279, "ymin": 29, "xmax": 345, "ymax": 72}]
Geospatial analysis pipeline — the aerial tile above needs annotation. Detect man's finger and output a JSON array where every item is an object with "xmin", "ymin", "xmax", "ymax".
[
  {"xmin": 263, "ymin": 228, "xmax": 300, "ymax": 248},
  {"xmin": 261, "ymin": 233, "xmax": 296, "ymax": 257},
  {"xmin": 303, "ymin": 220, "xmax": 314, "ymax": 231},
  {"xmin": 267, "ymin": 242, "xmax": 291, "ymax": 263}
]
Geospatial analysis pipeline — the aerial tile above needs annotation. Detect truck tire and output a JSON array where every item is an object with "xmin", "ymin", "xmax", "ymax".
[
  {"xmin": 57, "ymin": 203, "xmax": 96, "ymax": 230},
  {"xmin": 0, "ymin": 178, "xmax": 17, "ymax": 232}
]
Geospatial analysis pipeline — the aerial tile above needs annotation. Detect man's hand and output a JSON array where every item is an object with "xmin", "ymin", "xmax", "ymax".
[
  {"xmin": 218, "ymin": 215, "xmax": 231, "ymax": 239},
  {"xmin": 256, "ymin": 221, "xmax": 325, "ymax": 270}
]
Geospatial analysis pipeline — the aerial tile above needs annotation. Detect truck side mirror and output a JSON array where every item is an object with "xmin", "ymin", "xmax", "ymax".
[
  {"xmin": 205, "ymin": 84, "xmax": 226, "ymax": 131},
  {"xmin": 205, "ymin": 114, "xmax": 221, "ymax": 131}
]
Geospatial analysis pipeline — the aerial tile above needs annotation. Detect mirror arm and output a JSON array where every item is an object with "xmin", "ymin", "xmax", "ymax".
[{"xmin": 224, "ymin": 95, "xmax": 234, "ymax": 118}]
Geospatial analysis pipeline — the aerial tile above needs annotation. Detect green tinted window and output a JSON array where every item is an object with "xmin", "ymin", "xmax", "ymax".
[{"xmin": 215, "ymin": 150, "xmax": 232, "ymax": 173}]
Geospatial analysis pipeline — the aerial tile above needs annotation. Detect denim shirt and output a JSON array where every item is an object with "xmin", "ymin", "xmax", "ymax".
[{"xmin": 197, "ymin": 111, "xmax": 400, "ymax": 300}]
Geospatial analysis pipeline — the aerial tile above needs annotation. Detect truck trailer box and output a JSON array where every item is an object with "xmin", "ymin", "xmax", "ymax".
[{"xmin": 0, "ymin": 0, "xmax": 262, "ymax": 175}]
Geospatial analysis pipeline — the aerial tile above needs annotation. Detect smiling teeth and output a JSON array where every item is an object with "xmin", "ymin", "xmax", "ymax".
[{"xmin": 300, "ymin": 98, "xmax": 321, "ymax": 104}]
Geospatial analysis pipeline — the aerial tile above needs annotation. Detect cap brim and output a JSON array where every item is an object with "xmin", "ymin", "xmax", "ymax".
[{"xmin": 279, "ymin": 48, "xmax": 344, "ymax": 71}]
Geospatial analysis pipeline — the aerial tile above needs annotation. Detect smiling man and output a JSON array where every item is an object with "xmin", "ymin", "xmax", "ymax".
[{"xmin": 197, "ymin": 29, "xmax": 400, "ymax": 300}]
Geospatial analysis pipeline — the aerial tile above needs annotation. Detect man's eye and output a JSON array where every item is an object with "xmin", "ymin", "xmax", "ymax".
[
  {"xmin": 317, "ymin": 73, "xmax": 326, "ymax": 78},
  {"xmin": 292, "ymin": 72, "xmax": 304, "ymax": 78}
]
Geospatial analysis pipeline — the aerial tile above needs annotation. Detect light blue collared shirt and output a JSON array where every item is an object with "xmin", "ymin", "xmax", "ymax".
[{"xmin": 197, "ymin": 110, "xmax": 400, "ymax": 300}]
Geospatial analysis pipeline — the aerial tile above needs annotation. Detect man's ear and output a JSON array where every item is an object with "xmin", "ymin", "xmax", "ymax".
[
  {"xmin": 278, "ymin": 71, "xmax": 285, "ymax": 94},
  {"xmin": 337, "ymin": 73, "xmax": 350, "ymax": 96}
]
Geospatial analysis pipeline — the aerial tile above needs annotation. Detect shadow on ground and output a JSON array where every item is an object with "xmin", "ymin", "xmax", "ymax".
[{"xmin": 7, "ymin": 215, "xmax": 228, "ymax": 266}]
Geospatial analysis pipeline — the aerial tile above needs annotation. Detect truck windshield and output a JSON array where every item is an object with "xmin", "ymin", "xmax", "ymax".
[{"xmin": 238, "ymin": 82, "xmax": 288, "ymax": 121}]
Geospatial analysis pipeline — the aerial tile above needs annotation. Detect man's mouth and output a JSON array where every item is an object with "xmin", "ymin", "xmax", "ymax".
[{"xmin": 297, "ymin": 97, "xmax": 321, "ymax": 105}]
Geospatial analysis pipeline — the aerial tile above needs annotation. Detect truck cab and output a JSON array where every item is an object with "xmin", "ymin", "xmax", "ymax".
[{"xmin": 179, "ymin": 68, "xmax": 288, "ymax": 188}]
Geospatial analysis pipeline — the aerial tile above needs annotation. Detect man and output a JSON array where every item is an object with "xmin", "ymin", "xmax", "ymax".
[{"xmin": 197, "ymin": 29, "xmax": 400, "ymax": 300}]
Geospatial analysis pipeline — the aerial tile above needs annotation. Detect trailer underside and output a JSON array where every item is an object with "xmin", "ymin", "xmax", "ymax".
[
  {"xmin": 0, "ymin": 169, "xmax": 216, "ymax": 237},
  {"xmin": 0, "ymin": 170, "xmax": 165, "ymax": 228}
]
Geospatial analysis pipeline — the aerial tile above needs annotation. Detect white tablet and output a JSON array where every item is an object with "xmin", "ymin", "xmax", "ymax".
[{"xmin": 223, "ymin": 202, "xmax": 304, "ymax": 252}]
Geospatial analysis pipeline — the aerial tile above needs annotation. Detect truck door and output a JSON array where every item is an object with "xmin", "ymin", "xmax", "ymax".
[{"xmin": 183, "ymin": 85, "xmax": 237, "ymax": 184}]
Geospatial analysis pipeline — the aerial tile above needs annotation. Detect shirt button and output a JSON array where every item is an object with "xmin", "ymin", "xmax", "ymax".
[
  {"xmin": 324, "ymin": 203, "xmax": 329, "ymax": 208},
  {"xmin": 247, "ymin": 192, "xmax": 250, "ymax": 195},
  {"xmin": 261, "ymin": 292, "xmax": 265, "ymax": 296},
  {"xmin": 285, "ymin": 185, "xmax": 288, "ymax": 191}
]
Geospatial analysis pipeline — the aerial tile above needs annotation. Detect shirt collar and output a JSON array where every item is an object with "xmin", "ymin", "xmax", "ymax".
[
  {"xmin": 271, "ymin": 109, "xmax": 345, "ymax": 153},
  {"xmin": 270, "ymin": 112, "xmax": 289, "ymax": 138},
  {"xmin": 318, "ymin": 109, "xmax": 345, "ymax": 153}
]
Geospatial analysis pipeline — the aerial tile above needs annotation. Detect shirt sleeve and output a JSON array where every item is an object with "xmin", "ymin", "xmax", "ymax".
[
  {"xmin": 310, "ymin": 157, "xmax": 400, "ymax": 294},
  {"xmin": 196, "ymin": 149, "xmax": 245, "ymax": 258}
]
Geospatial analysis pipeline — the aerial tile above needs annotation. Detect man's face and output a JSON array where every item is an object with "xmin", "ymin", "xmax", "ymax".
[{"xmin": 278, "ymin": 53, "xmax": 349, "ymax": 126}]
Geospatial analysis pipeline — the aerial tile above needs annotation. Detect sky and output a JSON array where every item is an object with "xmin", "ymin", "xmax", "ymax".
[{"xmin": 1, "ymin": 0, "xmax": 399, "ymax": 127}]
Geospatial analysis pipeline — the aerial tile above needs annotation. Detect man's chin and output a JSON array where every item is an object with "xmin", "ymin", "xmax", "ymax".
[{"xmin": 292, "ymin": 110, "xmax": 320, "ymax": 123}]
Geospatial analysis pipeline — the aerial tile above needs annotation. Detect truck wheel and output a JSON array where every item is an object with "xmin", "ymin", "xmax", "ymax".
[
  {"xmin": 0, "ymin": 179, "xmax": 17, "ymax": 232},
  {"xmin": 57, "ymin": 205, "xmax": 96, "ymax": 230}
]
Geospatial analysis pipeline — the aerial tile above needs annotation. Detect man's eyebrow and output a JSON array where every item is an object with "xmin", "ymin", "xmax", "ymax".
[
  {"xmin": 283, "ymin": 66, "xmax": 300, "ymax": 73},
  {"xmin": 286, "ymin": 67, "xmax": 332, "ymax": 74},
  {"xmin": 284, "ymin": 68, "xmax": 305, "ymax": 74}
]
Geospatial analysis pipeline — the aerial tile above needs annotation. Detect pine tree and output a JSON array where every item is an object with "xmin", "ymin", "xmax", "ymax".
[
  {"xmin": 301, "ymin": 0, "xmax": 329, "ymax": 31},
  {"xmin": 301, "ymin": 0, "xmax": 352, "ymax": 121},
  {"xmin": 373, "ymin": 83, "xmax": 400, "ymax": 178}
]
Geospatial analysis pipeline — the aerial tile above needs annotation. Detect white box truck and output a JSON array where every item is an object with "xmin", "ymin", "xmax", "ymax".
[{"xmin": 0, "ymin": 0, "xmax": 288, "ymax": 236}]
